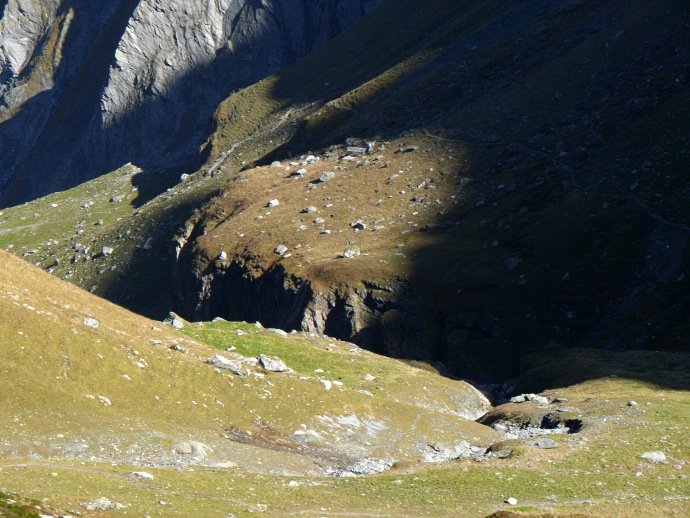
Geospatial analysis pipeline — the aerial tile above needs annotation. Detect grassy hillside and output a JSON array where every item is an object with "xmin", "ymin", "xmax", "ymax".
[
  {"xmin": 0, "ymin": 161, "xmax": 229, "ymax": 317},
  {"xmin": 1, "ymin": 250, "xmax": 689, "ymax": 516},
  {"xmin": 0, "ymin": 0, "xmax": 689, "ymax": 516}
]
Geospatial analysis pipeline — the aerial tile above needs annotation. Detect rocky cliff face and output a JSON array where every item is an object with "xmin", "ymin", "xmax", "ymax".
[{"xmin": 0, "ymin": 0, "xmax": 377, "ymax": 205}]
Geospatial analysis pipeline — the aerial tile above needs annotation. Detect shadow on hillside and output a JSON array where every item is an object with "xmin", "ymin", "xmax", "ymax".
[
  {"xmin": 0, "ymin": 0, "xmax": 142, "ymax": 206},
  {"xmin": 98, "ymin": 187, "xmax": 217, "ymax": 320},
  {"xmin": 514, "ymin": 347, "xmax": 690, "ymax": 393},
  {"xmin": 0, "ymin": 0, "xmax": 372, "ymax": 209},
  {"xmin": 244, "ymin": 0, "xmax": 690, "ymax": 392}
]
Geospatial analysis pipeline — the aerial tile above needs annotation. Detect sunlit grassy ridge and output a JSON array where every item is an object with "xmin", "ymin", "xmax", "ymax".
[{"xmin": 0, "ymin": 251, "xmax": 688, "ymax": 516}]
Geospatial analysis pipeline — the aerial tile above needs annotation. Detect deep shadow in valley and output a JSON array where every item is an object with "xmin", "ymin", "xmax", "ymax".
[{"xmin": 241, "ymin": 0, "xmax": 690, "ymax": 392}]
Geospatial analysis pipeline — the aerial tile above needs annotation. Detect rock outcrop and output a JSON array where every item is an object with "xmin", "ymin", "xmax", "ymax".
[
  {"xmin": 173, "ymin": 242, "xmax": 436, "ymax": 365},
  {"xmin": 0, "ymin": 0, "xmax": 378, "ymax": 205}
]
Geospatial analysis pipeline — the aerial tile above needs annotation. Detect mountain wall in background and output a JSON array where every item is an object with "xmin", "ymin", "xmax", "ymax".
[{"xmin": 0, "ymin": 0, "xmax": 377, "ymax": 206}]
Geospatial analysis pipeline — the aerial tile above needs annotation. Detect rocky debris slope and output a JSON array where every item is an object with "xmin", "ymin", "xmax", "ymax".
[
  {"xmin": 0, "ymin": 0, "xmax": 378, "ymax": 205},
  {"xmin": 171, "ymin": 134, "xmax": 468, "ymax": 361},
  {"xmin": 170, "ymin": 0, "xmax": 690, "ymax": 382}
]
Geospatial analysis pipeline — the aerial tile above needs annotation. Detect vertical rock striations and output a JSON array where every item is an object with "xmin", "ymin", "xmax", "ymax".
[{"xmin": 0, "ymin": 0, "xmax": 378, "ymax": 206}]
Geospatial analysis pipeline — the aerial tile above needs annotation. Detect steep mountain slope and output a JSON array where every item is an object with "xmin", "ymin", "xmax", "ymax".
[
  {"xmin": 0, "ymin": 3, "xmax": 690, "ymax": 515},
  {"xmin": 0, "ymin": 0, "xmax": 688, "ymax": 385},
  {"xmin": 0, "ymin": 0, "xmax": 377, "ymax": 206},
  {"xmin": 169, "ymin": 0, "xmax": 690, "ymax": 382}
]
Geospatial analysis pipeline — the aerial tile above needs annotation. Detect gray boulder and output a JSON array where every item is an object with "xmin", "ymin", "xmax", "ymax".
[
  {"xmin": 531, "ymin": 438, "xmax": 558, "ymax": 449},
  {"xmin": 83, "ymin": 317, "xmax": 99, "ymax": 329},
  {"xmin": 163, "ymin": 312, "xmax": 185, "ymax": 330},
  {"xmin": 81, "ymin": 497, "xmax": 125, "ymax": 511},
  {"xmin": 171, "ymin": 441, "xmax": 211, "ymax": 459},
  {"xmin": 510, "ymin": 393, "xmax": 549, "ymax": 405},
  {"xmin": 640, "ymin": 451, "xmax": 667, "ymax": 463},
  {"xmin": 258, "ymin": 354, "xmax": 287, "ymax": 372},
  {"xmin": 206, "ymin": 355, "xmax": 246, "ymax": 377},
  {"xmin": 343, "ymin": 247, "xmax": 361, "ymax": 259},
  {"xmin": 319, "ymin": 171, "xmax": 335, "ymax": 182}
]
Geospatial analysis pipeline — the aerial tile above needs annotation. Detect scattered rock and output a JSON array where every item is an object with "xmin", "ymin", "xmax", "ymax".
[
  {"xmin": 171, "ymin": 441, "xmax": 210, "ymax": 459},
  {"xmin": 531, "ymin": 438, "xmax": 558, "ymax": 449},
  {"xmin": 505, "ymin": 497, "xmax": 518, "ymax": 506},
  {"xmin": 102, "ymin": 246, "xmax": 114, "ymax": 256},
  {"xmin": 319, "ymin": 171, "xmax": 335, "ymax": 182},
  {"xmin": 236, "ymin": 329, "xmax": 248, "ymax": 336},
  {"xmin": 342, "ymin": 247, "xmax": 361, "ymax": 259},
  {"xmin": 363, "ymin": 374, "xmax": 376, "ymax": 381},
  {"xmin": 628, "ymin": 400, "xmax": 638, "ymax": 407},
  {"xmin": 131, "ymin": 471, "xmax": 154, "ymax": 481},
  {"xmin": 268, "ymin": 199, "xmax": 280, "ymax": 207},
  {"xmin": 270, "ymin": 161, "xmax": 282, "ymax": 168},
  {"xmin": 219, "ymin": 251, "xmax": 228, "ymax": 261},
  {"xmin": 503, "ymin": 256, "xmax": 521, "ymax": 271},
  {"xmin": 258, "ymin": 354, "xmax": 287, "ymax": 372},
  {"xmin": 291, "ymin": 429, "xmax": 325, "ymax": 443},
  {"xmin": 81, "ymin": 497, "xmax": 125, "ymax": 511},
  {"xmin": 206, "ymin": 355, "xmax": 246, "ymax": 377},
  {"xmin": 275, "ymin": 244, "xmax": 288, "ymax": 255},
  {"xmin": 83, "ymin": 317, "xmax": 99, "ymax": 329},
  {"xmin": 418, "ymin": 441, "xmax": 484, "ymax": 462},
  {"xmin": 266, "ymin": 327, "xmax": 288, "ymax": 337},
  {"xmin": 321, "ymin": 379, "xmax": 332, "ymax": 390},
  {"xmin": 640, "ymin": 451, "xmax": 666, "ymax": 463},
  {"xmin": 510, "ymin": 393, "xmax": 549, "ymax": 405},
  {"xmin": 346, "ymin": 146, "xmax": 367, "ymax": 155},
  {"xmin": 328, "ymin": 458, "xmax": 393, "ymax": 477},
  {"xmin": 303, "ymin": 206, "xmax": 317, "ymax": 213},
  {"xmin": 163, "ymin": 312, "xmax": 185, "ymax": 330},
  {"xmin": 110, "ymin": 195, "xmax": 125, "ymax": 203}
]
